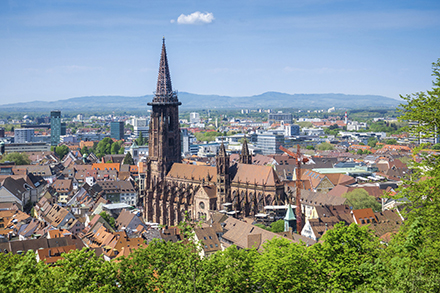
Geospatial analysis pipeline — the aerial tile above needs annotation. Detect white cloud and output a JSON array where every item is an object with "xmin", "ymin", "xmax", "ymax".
[{"xmin": 175, "ymin": 11, "xmax": 214, "ymax": 25}]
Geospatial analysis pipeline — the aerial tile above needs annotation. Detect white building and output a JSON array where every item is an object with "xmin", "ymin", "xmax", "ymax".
[
  {"xmin": 190, "ymin": 112, "xmax": 201, "ymax": 124},
  {"xmin": 347, "ymin": 121, "xmax": 368, "ymax": 131},
  {"xmin": 14, "ymin": 128, "xmax": 34, "ymax": 143}
]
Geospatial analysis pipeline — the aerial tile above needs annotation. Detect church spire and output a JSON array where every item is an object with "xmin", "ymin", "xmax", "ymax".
[
  {"xmin": 156, "ymin": 37, "xmax": 173, "ymax": 96},
  {"xmin": 218, "ymin": 140, "xmax": 227, "ymax": 157},
  {"xmin": 239, "ymin": 136, "xmax": 252, "ymax": 164}
]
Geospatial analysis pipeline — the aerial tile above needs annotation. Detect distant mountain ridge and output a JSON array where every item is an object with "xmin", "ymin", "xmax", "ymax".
[{"xmin": 0, "ymin": 92, "xmax": 400, "ymax": 111}]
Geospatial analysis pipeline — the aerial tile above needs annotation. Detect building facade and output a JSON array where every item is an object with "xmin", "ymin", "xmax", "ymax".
[
  {"xmin": 268, "ymin": 112, "xmax": 293, "ymax": 123},
  {"xmin": 143, "ymin": 39, "xmax": 286, "ymax": 226},
  {"xmin": 110, "ymin": 121, "xmax": 124, "ymax": 140},
  {"xmin": 257, "ymin": 133, "xmax": 284, "ymax": 155},
  {"xmin": 50, "ymin": 110, "xmax": 61, "ymax": 146},
  {"xmin": 14, "ymin": 128, "xmax": 35, "ymax": 143}
]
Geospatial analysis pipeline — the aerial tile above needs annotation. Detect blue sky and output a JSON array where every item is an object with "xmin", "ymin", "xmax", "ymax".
[{"xmin": 1, "ymin": 0, "xmax": 439, "ymax": 105}]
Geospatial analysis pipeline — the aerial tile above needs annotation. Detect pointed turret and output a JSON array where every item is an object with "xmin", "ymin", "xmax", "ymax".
[
  {"xmin": 156, "ymin": 37, "xmax": 173, "ymax": 96},
  {"xmin": 149, "ymin": 38, "xmax": 180, "ymax": 105},
  {"xmin": 284, "ymin": 203, "xmax": 297, "ymax": 232},
  {"xmin": 239, "ymin": 136, "xmax": 252, "ymax": 164},
  {"xmin": 218, "ymin": 141, "xmax": 227, "ymax": 157}
]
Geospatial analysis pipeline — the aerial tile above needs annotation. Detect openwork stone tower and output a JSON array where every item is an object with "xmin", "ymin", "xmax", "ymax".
[{"xmin": 147, "ymin": 38, "xmax": 182, "ymax": 179}]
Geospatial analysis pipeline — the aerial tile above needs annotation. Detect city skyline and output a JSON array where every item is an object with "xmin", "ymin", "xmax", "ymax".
[{"xmin": 1, "ymin": 0, "xmax": 440, "ymax": 105}]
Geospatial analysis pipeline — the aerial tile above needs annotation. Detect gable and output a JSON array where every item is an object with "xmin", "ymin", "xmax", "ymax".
[{"xmin": 231, "ymin": 163, "xmax": 280, "ymax": 186}]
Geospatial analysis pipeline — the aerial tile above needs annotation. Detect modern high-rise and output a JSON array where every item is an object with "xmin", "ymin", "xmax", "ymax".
[
  {"xmin": 50, "ymin": 110, "xmax": 61, "ymax": 146},
  {"xmin": 110, "ymin": 121, "xmax": 125, "ymax": 140}
]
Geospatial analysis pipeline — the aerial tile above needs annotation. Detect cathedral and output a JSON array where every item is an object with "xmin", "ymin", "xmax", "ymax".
[{"xmin": 142, "ymin": 39, "xmax": 286, "ymax": 226}]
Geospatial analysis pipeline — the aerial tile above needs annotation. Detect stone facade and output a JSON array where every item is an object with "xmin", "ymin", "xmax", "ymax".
[{"xmin": 143, "ymin": 39, "xmax": 286, "ymax": 226}]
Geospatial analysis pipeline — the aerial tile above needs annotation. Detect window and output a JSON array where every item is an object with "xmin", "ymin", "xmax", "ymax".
[{"xmin": 199, "ymin": 202, "xmax": 205, "ymax": 210}]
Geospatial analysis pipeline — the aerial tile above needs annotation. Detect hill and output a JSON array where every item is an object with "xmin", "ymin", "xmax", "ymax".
[{"xmin": 0, "ymin": 92, "xmax": 400, "ymax": 112}]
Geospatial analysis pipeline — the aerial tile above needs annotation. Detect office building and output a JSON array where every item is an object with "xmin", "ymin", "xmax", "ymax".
[
  {"xmin": 14, "ymin": 128, "xmax": 35, "ymax": 143},
  {"xmin": 190, "ymin": 112, "xmax": 200, "ymax": 124},
  {"xmin": 257, "ymin": 133, "xmax": 284, "ymax": 155},
  {"xmin": 268, "ymin": 112, "xmax": 293, "ymax": 123},
  {"xmin": 50, "ymin": 110, "xmax": 61, "ymax": 146},
  {"xmin": 133, "ymin": 118, "xmax": 149, "ymax": 139},
  {"xmin": 285, "ymin": 124, "xmax": 300, "ymax": 136},
  {"xmin": 110, "ymin": 121, "xmax": 124, "ymax": 140}
]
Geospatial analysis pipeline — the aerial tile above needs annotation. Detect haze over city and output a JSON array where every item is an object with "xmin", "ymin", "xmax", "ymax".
[{"xmin": 1, "ymin": 0, "xmax": 440, "ymax": 105}]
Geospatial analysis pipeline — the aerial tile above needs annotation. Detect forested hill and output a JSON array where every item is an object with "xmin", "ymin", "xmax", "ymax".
[{"xmin": 0, "ymin": 92, "xmax": 400, "ymax": 111}]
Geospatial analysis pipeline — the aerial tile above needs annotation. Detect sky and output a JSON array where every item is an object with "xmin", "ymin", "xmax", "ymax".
[{"xmin": 1, "ymin": 0, "xmax": 440, "ymax": 105}]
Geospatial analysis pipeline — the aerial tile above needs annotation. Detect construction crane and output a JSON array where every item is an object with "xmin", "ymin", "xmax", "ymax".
[{"xmin": 279, "ymin": 145, "xmax": 309, "ymax": 233}]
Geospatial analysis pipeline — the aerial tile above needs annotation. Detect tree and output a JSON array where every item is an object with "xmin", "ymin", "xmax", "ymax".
[
  {"xmin": 367, "ymin": 137, "xmax": 378, "ymax": 148},
  {"xmin": 253, "ymin": 238, "xmax": 317, "ymax": 292},
  {"xmin": 136, "ymin": 132, "xmax": 147, "ymax": 146},
  {"xmin": 269, "ymin": 219, "xmax": 285, "ymax": 233},
  {"xmin": 55, "ymin": 145, "xmax": 70, "ymax": 159},
  {"xmin": 80, "ymin": 146, "xmax": 89, "ymax": 156},
  {"xmin": 200, "ymin": 245, "xmax": 258, "ymax": 292},
  {"xmin": 309, "ymin": 223, "xmax": 384, "ymax": 291},
  {"xmin": 398, "ymin": 58, "xmax": 440, "ymax": 141},
  {"xmin": 316, "ymin": 142, "xmax": 334, "ymax": 151},
  {"xmin": 110, "ymin": 141, "xmax": 120, "ymax": 154},
  {"xmin": 99, "ymin": 212, "xmax": 116, "ymax": 229},
  {"xmin": 377, "ymin": 58, "xmax": 440, "ymax": 292},
  {"xmin": 123, "ymin": 152, "xmax": 134, "ymax": 165},
  {"xmin": 342, "ymin": 189, "xmax": 381, "ymax": 212},
  {"xmin": 96, "ymin": 137, "xmax": 113, "ymax": 158},
  {"xmin": 0, "ymin": 152, "xmax": 31, "ymax": 165},
  {"xmin": 432, "ymin": 143, "xmax": 440, "ymax": 150},
  {"xmin": 383, "ymin": 138, "xmax": 398, "ymax": 145}
]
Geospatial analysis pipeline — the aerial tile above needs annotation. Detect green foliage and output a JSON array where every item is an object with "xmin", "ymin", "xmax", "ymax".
[
  {"xmin": 201, "ymin": 246, "xmax": 257, "ymax": 292},
  {"xmin": 306, "ymin": 145, "xmax": 315, "ymax": 150},
  {"xmin": 123, "ymin": 152, "xmax": 134, "ymax": 165},
  {"xmin": 269, "ymin": 219, "xmax": 285, "ymax": 233},
  {"xmin": 433, "ymin": 143, "xmax": 440, "ymax": 150},
  {"xmin": 95, "ymin": 138, "xmax": 123, "ymax": 158},
  {"xmin": 55, "ymin": 145, "xmax": 70, "ymax": 159},
  {"xmin": 110, "ymin": 141, "xmax": 121, "ymax": 154},
  {"xmin": 383, "ymin": 138, "xmax": 398, "ymax": 145},
  {"xmin": 254, "ymin": 223, "xmax": 269, "ymax": 230},
  {"xmin": 367, "ymin": 137, "xmax": 378, "ymax": 147},
  {"xmin": 309, "ymin": 223, "xmax": 384, "ymax": 291},
  {"xmin": 316, "ymin": 142, "xmax": 334, "ymax": 151},
  {"xmin": 135, "ymin": 132, "xmax": 147, "ymax": 146},
  {"xmin": 296, "ymin": 121, "xmax": 313, "ymax": 128},
  {"xmin": 324, "ymin": 124, "xmax": 340, "ymax": 136},
  {"xmin": 356, "ymin": 148, "xmax": 372, "ymax": 155},
  {"xmin": 194, "ymin": 131, "xmax": 222, "ymax": 142},
  {"xmin": 342, "ymin": 188, "xmax": 382, "ymax": 212},
  {"xmin": 398, "ymin": 58, "xmax": 440, "ymax": 141},
  {"xmin": 368, "ymin": 120, "xmax": 400, "ymax": 133},
  {"xmin": 100, "ymin": 212, "xmax": 116, "ymax": 229},
  {"xmin": 0, "ymin": 152, "xmax": 31, "ymax": 165},
  {"xmin": 253, "ymin": 238, "xmax": 316, "ymax": 292},
  {"xmin": 118, "ymin": 239, "xmax": 201, "ymax": 292},
  {"xmin": 80, "ymin": 146, "xmax": 89, "ymax": 156}
]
